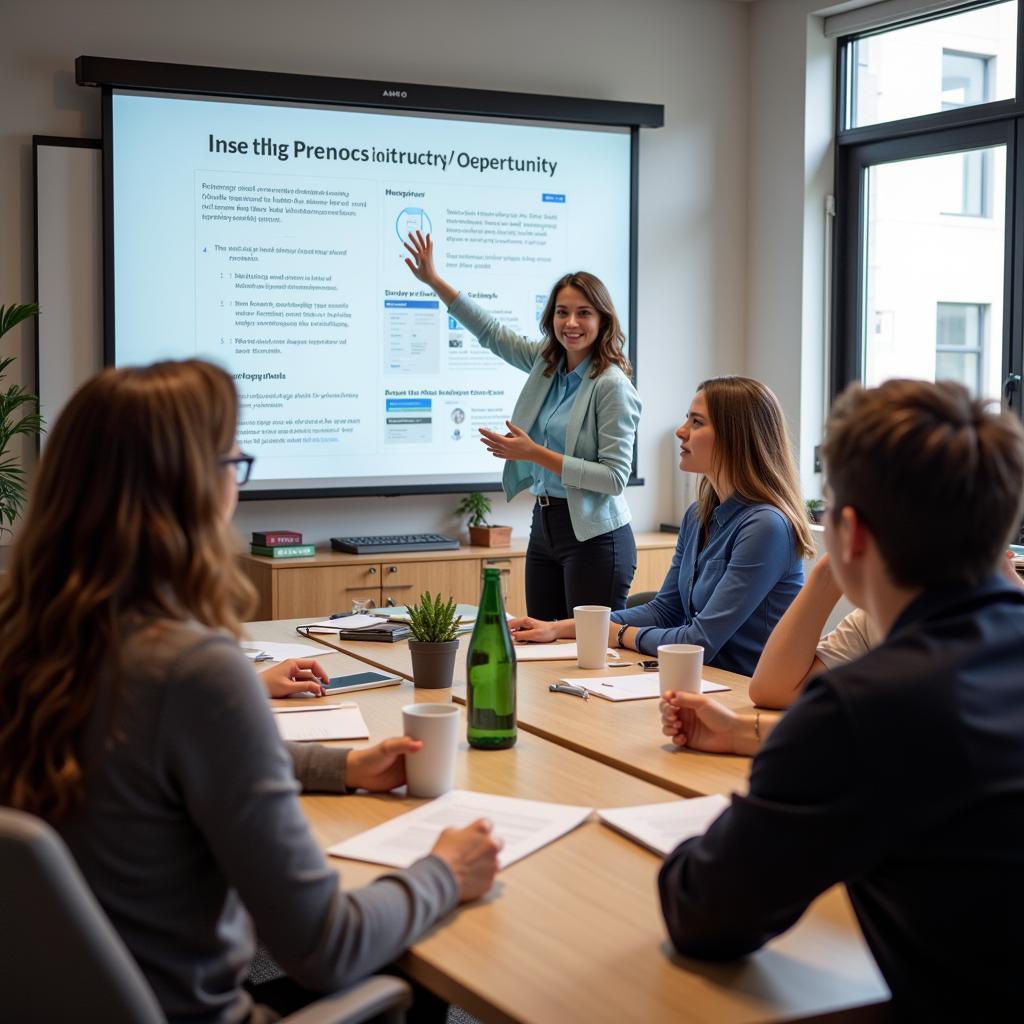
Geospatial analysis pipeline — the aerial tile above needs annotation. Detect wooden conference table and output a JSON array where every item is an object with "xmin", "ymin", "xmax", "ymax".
[
  {"xmin": 265, "ymin": 619, "xmax": 754, "ymax": 798},
  {"xmin": 251, "ymin": 620, "xmax": 890, "ymax": 1022}
]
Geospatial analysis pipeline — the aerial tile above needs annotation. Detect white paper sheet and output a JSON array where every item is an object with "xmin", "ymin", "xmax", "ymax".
[
  {"xmin": 273, "ymin": 703, "xmax": 369, "ymax": 741},
  {"xmin": 513, "ymin": 643, "xmax": 620, "ymax": 662},
  {"xmin": 241, "ymin": 641, "xmax": 328, "ymax": 661},
  {"xmin": 564, "ymin": 673, "xmax": 729, "ymax": 701},
  {"xmin": 328, "ymin": 789, "xmax": 592, "ymax": 869},
  {"xmin": 597, "ymin": 794, "xmax": 731, "ymax": 856},
  {"xmin": 301, "ymin": 614, "xmax": 390, "ymax": 634}
]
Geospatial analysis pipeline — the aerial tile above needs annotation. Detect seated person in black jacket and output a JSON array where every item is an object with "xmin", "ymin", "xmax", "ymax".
[{"xmin": 658, "ymin": 378, "xmax": 1024, "ymax": 1021}]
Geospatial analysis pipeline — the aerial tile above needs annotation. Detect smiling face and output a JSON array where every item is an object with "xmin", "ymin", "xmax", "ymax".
[
  {"xmin": 552, "ymin": 285, "xmax": 601, "ymax": 366},
  {"xmin": 676, "ymin": 392, "xmax": 715, "ymax": 475}
]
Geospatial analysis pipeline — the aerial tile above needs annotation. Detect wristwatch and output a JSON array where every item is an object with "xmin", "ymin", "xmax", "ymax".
[{"xmin": 616, "ymin": 623, "xmax": 629, "ymax": 649}]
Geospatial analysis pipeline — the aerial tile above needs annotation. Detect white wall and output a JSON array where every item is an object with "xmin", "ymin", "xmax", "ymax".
[
  {"xmin": 745, "ymin": 0, "xmax": 838, "ymax": 502},
  {"xmin": 1, "ymin": 0, "xmax": 750, "ymax": 545}
]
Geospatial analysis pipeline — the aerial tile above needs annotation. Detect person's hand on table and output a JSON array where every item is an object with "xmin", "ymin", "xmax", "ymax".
[
  {"xmin": 479, "ymin": 421, "xmax": 539, "ymax": 463},
  {"xmin": 660, "ymin": 692, "xmax": 741, "ymax": 755},
  {"xmin": 431, "ymin": 819, "xmax": 502, "ymax": 902},
  {"xmin": 508, "ymin": 616, "xmax": 562, "ymax": 643},
  {"xmin": 346, "ymin": 736, "xmax": 423, "ymax": 792},
  {"xmin": 260, "ymin": 658, "xmax": 329, "ymax": 698}
]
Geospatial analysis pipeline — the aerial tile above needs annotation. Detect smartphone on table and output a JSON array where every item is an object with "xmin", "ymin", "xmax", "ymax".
[{"xmin": 323, "ymin": 670, "xmax": 402, "ymax": 694}]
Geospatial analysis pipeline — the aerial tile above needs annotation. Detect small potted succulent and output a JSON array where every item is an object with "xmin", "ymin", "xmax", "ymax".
[
  {"xmin": 806, "ymin": 498, "xmax": 826, "ymax": 525},
  {"xmin": 456, "ymin": 491, "xmax": 512, "ymax": 548},
  {"xmin": 407, "ymin": 591, "xmax": 462, "ymax": 689}
]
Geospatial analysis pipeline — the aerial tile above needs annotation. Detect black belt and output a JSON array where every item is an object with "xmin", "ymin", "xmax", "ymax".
[{"xmin": 536, "ymin": 495, "xmax": 568, "ymax": 507}]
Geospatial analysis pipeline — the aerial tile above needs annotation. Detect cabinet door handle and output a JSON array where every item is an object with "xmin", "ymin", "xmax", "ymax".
[
  {"xmin": 383, "ymin": 583, "xmax": 414, "ymax": 590},
  {"xmin": 368, "ymin": 566, "xmax": 378, "ymax": 575},
  {"xmin": 344, "ymin": 585, "xmax": 379, "ymax": 591},
  {"xmin": 387, "ymin": 565, "xmax": 399, "ymax": 574}
]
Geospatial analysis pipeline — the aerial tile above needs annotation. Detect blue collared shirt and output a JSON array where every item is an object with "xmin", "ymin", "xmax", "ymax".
[
  {"xmin": 610, "ymin": 495, "xmax": 804, "ymax": 674},
  {"xmin": 528, "ymin": 355, "xmax": 591, "ymax": 497}
]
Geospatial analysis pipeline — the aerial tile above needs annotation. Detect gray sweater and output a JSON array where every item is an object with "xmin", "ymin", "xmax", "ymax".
[{"xmin": 58, "ymin": 619, "xmax": 458, "ymax": 1024}]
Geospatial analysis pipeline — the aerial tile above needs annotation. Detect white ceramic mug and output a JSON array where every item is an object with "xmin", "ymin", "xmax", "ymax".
[
  {"xmin": 657, "ymin": 643, "xmax": 703, "ymax": 695},
  {"xmin": 401, "ymin": 704, "xmax": 460, "ymax": 798},
  {"xmin": 574, "ymin": 605, "xmax": 612, "ymax": 669}
]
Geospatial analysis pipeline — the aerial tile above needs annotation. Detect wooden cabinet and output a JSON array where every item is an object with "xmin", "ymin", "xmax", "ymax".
[
  {"xmin": 381, "ymin": 559, "xmax": 483, "ymax": 609},
  {"xmin": 240, "ymin": 533, "xmax": 674, "ymax": 621},
  {"xmin": 480, "ymin": 554, "xmax": 527, "ymax": 617},
  {"xmin": 632, "ymin": 544, "xmax": 675, "ymax": 597},
  {"xmin": 275, "ymin": 563, "xmax": 380, "ymax": 620}
]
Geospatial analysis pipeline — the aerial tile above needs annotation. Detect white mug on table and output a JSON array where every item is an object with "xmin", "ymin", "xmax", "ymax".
[
  {"xmin": 574, "ymin": 605, "xmax": 611, "ymax": 669},
  {"xmin": 657, "ymin": 643, "xmax": 703, "ymax": 695},
  {"xmin": 401, "ymin": 704, "xmax": 460, "ymax": 798}
]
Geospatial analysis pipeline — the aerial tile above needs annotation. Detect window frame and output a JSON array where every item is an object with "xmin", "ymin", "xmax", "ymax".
[{"xmin": 833, "ymin": 1, "xmax": 1024, "ymax": 412}]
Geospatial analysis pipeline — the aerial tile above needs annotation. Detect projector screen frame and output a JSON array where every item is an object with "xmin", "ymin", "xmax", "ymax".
[{"xmin": 80, "ymin": 56, "xmax": 659, "ymax": 500}]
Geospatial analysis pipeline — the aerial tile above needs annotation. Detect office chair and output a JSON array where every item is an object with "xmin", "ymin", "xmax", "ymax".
[
  {"xmin": 0, "ymin": 807, "xmax": 411, "ymax": 1024},
  {"xmin": 625, "ymin": 590, "xmax": 656, "ymax": 608}
]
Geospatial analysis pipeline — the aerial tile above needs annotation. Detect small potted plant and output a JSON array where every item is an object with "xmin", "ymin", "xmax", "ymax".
[
  {"xmin": 806, "ymin": 498, "xmax": 826, "ymax": 525},
  {"xmin": 456, "ymin": 491, "xmax": 512, "ymax": 547},
  {"xmin": 407, "ymin": 591, "xmax": 462, "ymax": 689}
]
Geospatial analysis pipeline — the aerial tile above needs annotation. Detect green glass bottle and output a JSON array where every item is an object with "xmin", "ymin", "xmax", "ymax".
[{"xmin": 466, "ymin": 567, "xmax": 517, "ymax": 749}]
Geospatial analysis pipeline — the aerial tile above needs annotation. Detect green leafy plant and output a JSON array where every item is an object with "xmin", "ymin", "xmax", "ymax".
[
  {"xmin": 406, "ymin": 592, "xmax": 461, "ymax": 644},
  {"xmin": 455, "ymin": 491, "xmax": 492, "ymax": 529},
  {"xmin": 805, "ymin": 498, "xmax": 825, "ymax": 524},
  {"xmin": 0, "ymin": 304, "xmax": 44, "ymax": 538}
]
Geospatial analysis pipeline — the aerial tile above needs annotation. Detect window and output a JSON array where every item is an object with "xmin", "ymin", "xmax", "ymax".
[
  {"xmin": 835, "ymin": 1, "xmax": 1022, "ymax": 413},
  {"xmin": 942, "ymin": 51, "xmax": 993, "ymax": 215},
  {"xmin": 846, "ymin": 2, "xmax": 1016, "ymax": 129},
  {"xmin": 936, "ymin": 302, "xmax": 988, "ymax": 394}
]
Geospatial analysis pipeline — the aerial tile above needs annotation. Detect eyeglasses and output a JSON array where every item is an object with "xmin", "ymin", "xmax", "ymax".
[{"xmin": 220, "ymin": 452, "xmax": 255, "ymax": 486}]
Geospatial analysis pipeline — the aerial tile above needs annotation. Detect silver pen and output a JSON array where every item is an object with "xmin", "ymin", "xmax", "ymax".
[{"xmin": 548, "ymin": 683, "xmax": 588, "ymax": 700}]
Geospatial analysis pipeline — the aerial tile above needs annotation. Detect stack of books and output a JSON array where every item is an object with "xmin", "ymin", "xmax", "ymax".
[{"xmin": 250, "ymin": 530, "xmax": 315, "ymax": 559}]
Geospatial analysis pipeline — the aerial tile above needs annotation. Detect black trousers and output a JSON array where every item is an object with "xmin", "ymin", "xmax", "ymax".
[{"xmin": 525, "ymin": 500, "xmax": 637, "ymax": 620}]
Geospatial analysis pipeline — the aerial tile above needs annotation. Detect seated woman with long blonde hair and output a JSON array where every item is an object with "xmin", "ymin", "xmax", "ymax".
[{"xmin": 0, "ymin": 360, "xmax": 499, "ymax": 1023}]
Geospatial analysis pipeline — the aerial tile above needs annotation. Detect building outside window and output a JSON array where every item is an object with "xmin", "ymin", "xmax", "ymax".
[
  {"xmin": 835, "ymin": 1, "xmax": 1019, "ymax": 408},
  {"xmin": 936, "ymin": 302, "xmax": 987, "ymax": 395}
]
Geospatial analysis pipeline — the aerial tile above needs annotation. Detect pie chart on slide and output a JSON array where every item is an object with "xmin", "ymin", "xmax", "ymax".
[{"xmin": 396, "ymin": 207, "xmax": 432, "ymax": 241}]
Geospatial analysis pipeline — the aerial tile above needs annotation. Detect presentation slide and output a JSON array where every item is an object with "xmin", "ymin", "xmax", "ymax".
[{"xmin": 111, "ymin": 90, "xmax": 632, "ymax": 494}]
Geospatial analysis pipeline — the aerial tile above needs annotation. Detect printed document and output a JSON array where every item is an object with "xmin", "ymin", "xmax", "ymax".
[
  {"xmin": 563, "ymin": 673, "xmax": 729, "ymax": 701},
  {"xmin": 241, "ymin": 640, "xmax": 328, "ymax": 661},
  {"xmin": 597, "ymin": 794, "xmax": 731, "ymax": 856},
  {"xmin": 329, "ymin": 789, "xmax": 592, "ymax": 869},
  {"xmin": 272, "ymin": 702, "xmax": 370, "ymax": 741}
]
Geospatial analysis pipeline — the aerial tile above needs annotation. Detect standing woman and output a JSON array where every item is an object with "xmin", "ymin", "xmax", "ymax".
[
  {"xmin": 509, "ymin": 377, "xmax": 814, "ymax": 676},
  {"xmin": 405, "ymin": 232, "xmax": 641, "ymax": 618},
  {"xmin": 0, "ymin": 360, "xmax": 499, "ymax": 1022}
]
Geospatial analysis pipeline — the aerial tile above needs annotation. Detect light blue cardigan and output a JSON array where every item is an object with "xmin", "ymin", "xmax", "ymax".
[{"xmin": 449, "ymin": 293, "xmax": 642, "ymax": 543}]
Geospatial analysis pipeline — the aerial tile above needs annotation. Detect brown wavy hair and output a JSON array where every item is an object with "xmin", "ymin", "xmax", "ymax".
[
  {"xmin": 694, "ymin": 376, "xmax": 814, "ymax": 558},
  {"xmin": 0, "ymin": 359, "xmax": 255, "ymax": 822},
  {"xmin": 538, "ymin": 271, "xmax": 632, "ymax": 379}
]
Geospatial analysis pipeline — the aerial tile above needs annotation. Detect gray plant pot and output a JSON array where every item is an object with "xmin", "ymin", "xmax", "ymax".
[{"xmin": 409, "ymin": 640, "xmax": 459, "ymax": 689}]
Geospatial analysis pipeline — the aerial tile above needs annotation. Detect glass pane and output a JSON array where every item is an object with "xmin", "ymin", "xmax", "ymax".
[
  {"xmin": 862, "ymin": 146, "xmax": 1005, "ymax": 400},
  {"xmin": 936, "ymin": 349, "xmax": 982, "ymax": 391},
  {"xmin": 849, "ymin": 2, "xmax": 1016, "ymax": 129}
]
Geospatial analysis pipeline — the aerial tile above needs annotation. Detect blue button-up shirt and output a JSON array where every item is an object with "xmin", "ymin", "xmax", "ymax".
[
  {"xmin": 528, "ymin": 355, "xmax": 591, "ymax": 497},
  {"xmin": 610, "ymin": 495, "xmax": 804, "ymax": 674}
]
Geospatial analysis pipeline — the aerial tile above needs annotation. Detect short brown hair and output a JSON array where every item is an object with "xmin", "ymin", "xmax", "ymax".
[
  {"xmin": 822, "ymin": 379, "xmax": 1024, "ymax": 587},
  {"xmin": 0, "ymin": 359, "xmax": 255, "ymax": 821},
  {"xmin": 696, "ymin": 376, "xmax": 815, "ymax": 558},
  {"xmin": 538, "ymin": 271, "xmax": 632, "ymax": 379}
]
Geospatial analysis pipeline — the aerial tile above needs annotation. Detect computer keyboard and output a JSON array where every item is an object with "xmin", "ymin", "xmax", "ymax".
[{"xmin": 330, "ymin": 533, "xmax": 461, "ymax": 554}]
